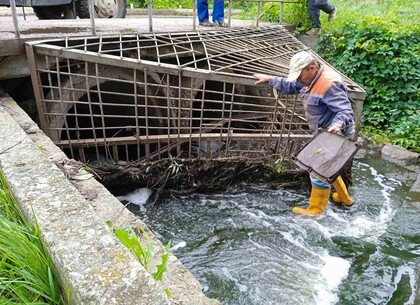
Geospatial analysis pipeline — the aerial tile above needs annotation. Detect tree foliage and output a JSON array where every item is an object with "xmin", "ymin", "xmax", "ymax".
[{"xmin": 318, "ymin": 13, "xmax": 420, "ymax": 151}]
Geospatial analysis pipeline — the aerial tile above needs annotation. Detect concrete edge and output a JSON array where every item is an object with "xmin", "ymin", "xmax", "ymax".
[
  {"xmin": 0, "ymin": 7, "xmax": 243, "ymax": 17},
  {"xmin": 0, "ymin": 96, "xmax": 221, "ymax": 305}
]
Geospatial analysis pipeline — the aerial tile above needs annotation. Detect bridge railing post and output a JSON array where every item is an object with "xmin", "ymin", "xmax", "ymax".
[
  {"xmin": 148, "ymin": 0, "xmax": 153, "ymax": 32},
  {"xmin": 193, "ymin": 0, "xmax": 197, "ymax": 30},
  {"xmin": 88, "ymin": 0, "xmax": 96, "ymax": 35},
  {"xmin": 9, "ymin": 0, "xmax": 20, "ymax": 39}
]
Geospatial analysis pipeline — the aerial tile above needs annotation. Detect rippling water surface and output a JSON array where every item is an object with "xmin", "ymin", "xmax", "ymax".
[{"xmin": 123, "ymin": 154, "xmax": 420, "ymax": 305}]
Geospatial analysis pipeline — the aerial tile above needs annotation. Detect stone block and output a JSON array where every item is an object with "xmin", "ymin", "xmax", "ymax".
[{"xmin": 381, "ymin": 144, "xmax": 420, "ymax": 164}]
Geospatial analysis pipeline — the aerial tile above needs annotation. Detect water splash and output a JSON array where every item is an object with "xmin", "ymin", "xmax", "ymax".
[
  {"xmin": 326, "ymin": 162, "xmax": 399, "ymax": 243},
  {"xmin": 116, "ymin": 187, "xmax": 152, "ymax": 213},
  {"xmin": 314, "ymin": 252, "xmax": 350, "ymax": 305}
]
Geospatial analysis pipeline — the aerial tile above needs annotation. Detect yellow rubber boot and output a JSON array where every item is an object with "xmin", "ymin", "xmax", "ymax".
[
  {"xmin": 332, "ymin": 176, "xmax": 353, "ymax": 206},
  {"xmin": 292, "ymin": 187, "xmax": 330, "ymax": 215}
]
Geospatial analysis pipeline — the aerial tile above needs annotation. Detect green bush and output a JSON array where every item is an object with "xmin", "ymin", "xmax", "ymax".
[
  {"xmin": 318, "ymin": 15, "xmax": 420, "ymax": 152},
  {"xmin": 237, "ymin": 0, "xmax": 311, "ymax": 31},
  {"xmin": 126, "ymin": 0, "xmax": 146, "ymax": 8}
]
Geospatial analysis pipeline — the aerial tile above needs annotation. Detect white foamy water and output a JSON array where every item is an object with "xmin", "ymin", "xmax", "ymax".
[
  {"xmin": 116, "ymin": 187, "xmax": 152, "ymax": 213},
  {"xmin": 126, "ymin": 159, "xmax": 414, "ymax": 305},
  {"xmin": 314, "ymin": 252, "xmax": 350, "ymax": 305},
  {"xmin": 171, "ymin": 241, "xmax": 187, "ymax": 251},
  {"xmin": 327, "ymin": 162, "xmax": 399, "ymax": 243}
]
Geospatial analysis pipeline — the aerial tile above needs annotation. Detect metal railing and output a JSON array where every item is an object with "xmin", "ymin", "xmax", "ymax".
[{"xmin": 6, "ymin": 0, "xmax": 303, "ymax": 37}]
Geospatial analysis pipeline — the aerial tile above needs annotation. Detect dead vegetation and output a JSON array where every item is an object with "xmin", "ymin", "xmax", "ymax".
[{"xmin": 90, "ymin": 158, "xmax": 310, "ymax": 197}]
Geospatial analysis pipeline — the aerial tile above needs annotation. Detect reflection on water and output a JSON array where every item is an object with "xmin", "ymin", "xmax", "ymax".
[{"xmin": 121, "ymin": 156, "xmax": 420, "ymax": 305}]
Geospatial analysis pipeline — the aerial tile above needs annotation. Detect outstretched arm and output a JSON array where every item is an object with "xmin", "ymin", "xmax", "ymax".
[{"xmin": 253, "ymin": 73, "xmax": 304, "ymax": 94}]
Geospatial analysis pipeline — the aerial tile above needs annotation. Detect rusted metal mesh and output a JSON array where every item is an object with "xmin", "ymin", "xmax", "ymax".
[{"xmin": 27, "ymin": 26, "xmax": 364, "ymax": 164}]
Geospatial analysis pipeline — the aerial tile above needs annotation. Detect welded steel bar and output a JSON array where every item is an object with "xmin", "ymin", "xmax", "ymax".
[
  {"xmin": 225, "ymin": 83, "xmax": 236, "ymax": 156},
  {"xmin": 177, "ymin": 72, "xmax": 182, "ymax": 155},
  {"xmin": 94, "ymin": 63, "xmax": 110, "ymax": 160},
  {"xmin": 188, "ymin": 78, "xmax": 194, "ymax": 159},
  {"xmin": 133, "ymin": 70, "xmax": 141, "ymax": 160},
  {"xmin": 55, "ymin": 57, "xmax": 74, "ymax": 159},
  {"xmin": 144, "ymin": 68, "xmax": 150, "ymax": 160},
  {"xmin": 197, "ymin": 81, "xmax": 206, "ymax": 158},
  {"xmin": 57, "ymin": 133, "xmax": 311, "ymax": 147},
  {"xmin": 25, "ymin": 44, "xmax": 49, "ymax": 136},
  {"xmin": 165, "ymin": 74, "xmax": 171, "ymax": 158},
  {"xmin": 353, "ymin": 98, "xmax": 364, "ymax": 139},
  {"xmin": 84, "ymin": 62, "xmax": 100, "ymax": 161},
  {"xmin": 283, "ymin": 95, "xmax": 299, "ymax": 154}
]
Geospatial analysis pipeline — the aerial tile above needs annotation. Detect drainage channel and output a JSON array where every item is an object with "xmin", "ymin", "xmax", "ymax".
[{"xmin": 0, "ymin": 95, "xmax": 221, "ymax": 305}]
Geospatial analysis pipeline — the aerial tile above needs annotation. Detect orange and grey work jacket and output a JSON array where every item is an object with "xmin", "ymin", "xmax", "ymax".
[{"xmin": 268, "ymin": 64, "xmax": 355, "ymax": 136}]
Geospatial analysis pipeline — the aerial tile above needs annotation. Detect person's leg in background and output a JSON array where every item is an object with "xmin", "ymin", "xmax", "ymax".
[
  {"xmin": 306, "ymin": 0, "xmax": 321, "ymax": 35},
  {"xmin": 212, "ymin": 0, "xmax": 227, "ymax": 27},
  {"xmin": 306, "ymin": 0, "xmax": 336, "ymax": 35},
  {"xmin": 197, "ymin": 0, "xmax": 212, "ymax": 26},
  {"xmin": 315, "ymin": 0, "xmax": 336, "ymax": 20}
]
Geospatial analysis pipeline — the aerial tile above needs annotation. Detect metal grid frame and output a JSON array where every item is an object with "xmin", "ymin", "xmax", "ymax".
[{"xmin": 25, "ymin": 26, "xmax": 365, "ymax": 164}]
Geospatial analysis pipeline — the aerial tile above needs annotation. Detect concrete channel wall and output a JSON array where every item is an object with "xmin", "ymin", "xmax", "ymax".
[{"xmin": 0, "ymin": 95, "xmax": 221, "ymax": 304}]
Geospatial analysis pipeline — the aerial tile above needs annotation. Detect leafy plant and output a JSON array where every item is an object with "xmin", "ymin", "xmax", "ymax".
[
  {"xmin": 273, "ymin": 158, "xmax": 285, "ymax": 173},
  {"xmin": 236, "ymin": 0, "xmax": 311, "ymax": 32},
  {"xmin": 107, "ymin": 221, "xmax": 171, "ymax": 282},
  {"xmin": 359, "ymin": 126, "xmax": 389, "ymax": 146},
  {"xmin": 168, "ymin": 154, "xmax": 183, "ymax": 175},
  {"xmin": 317, "ymin": 4, "xmax": 420, "ymax": 152}
]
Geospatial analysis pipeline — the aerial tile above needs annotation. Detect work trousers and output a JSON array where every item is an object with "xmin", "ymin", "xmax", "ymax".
[
  {"xmin": 197, "ymin": 0, "xmax": 225, "ymax": 23},
  {"xmin": 311, "ymin": 129, "xmax": 355, "ymax": 189},
  {"xmin": 307, "ymin": 0, "xmax": 335, "ymax": 28}
]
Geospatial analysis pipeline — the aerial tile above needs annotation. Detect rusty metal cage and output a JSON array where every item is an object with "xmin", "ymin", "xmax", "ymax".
[{"xmin": 25, "ymin": 26, "xmax": 365, "ymax": 164}]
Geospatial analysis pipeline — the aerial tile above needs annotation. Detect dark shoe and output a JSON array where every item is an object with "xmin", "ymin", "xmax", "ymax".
[
  {"xmin": 199, "ymin": 20, "xmax": 214, "ymax": 27},
  {"xmin": 305, "ymin": 28, "xmax": 321, "ymax": 36},
  {"xmin": 214, "ymin": 21, "xmax": 228, "ymax": 28}
]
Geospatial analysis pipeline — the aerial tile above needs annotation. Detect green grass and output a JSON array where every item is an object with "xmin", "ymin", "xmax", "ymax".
[{"xmin": 0, "ymin": 172, "xmax": 65, "ymax": 304}]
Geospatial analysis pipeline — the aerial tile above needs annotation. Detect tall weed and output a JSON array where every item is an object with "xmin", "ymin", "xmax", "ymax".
[
  {"xmin": 0, "ymin": 172, "xmax": 65, "ymax": 304},
  {"xmin": 107, "ymin": 221, "xmax": 172, "ymax": 296}
]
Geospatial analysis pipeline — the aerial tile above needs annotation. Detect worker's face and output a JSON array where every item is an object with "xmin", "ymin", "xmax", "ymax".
[{"xmin": 297, "ymin": 65, "xmax": 318, "ymax": 86}]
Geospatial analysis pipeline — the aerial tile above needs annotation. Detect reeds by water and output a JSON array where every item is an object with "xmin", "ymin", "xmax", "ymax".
[{"xmin": 0, "ymin": 172, "xmax": 65, "ymax": 304}]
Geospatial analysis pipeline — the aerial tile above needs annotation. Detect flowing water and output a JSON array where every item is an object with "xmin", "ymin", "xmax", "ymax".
[{"xmin": 122, "ymin": 151, "xmax": 420, "ymax": 305}]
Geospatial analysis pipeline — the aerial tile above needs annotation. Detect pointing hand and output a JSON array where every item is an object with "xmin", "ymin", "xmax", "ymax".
[{"xmin": 253, "ymin": 73, "xmax": 270, "ymax": 85}]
